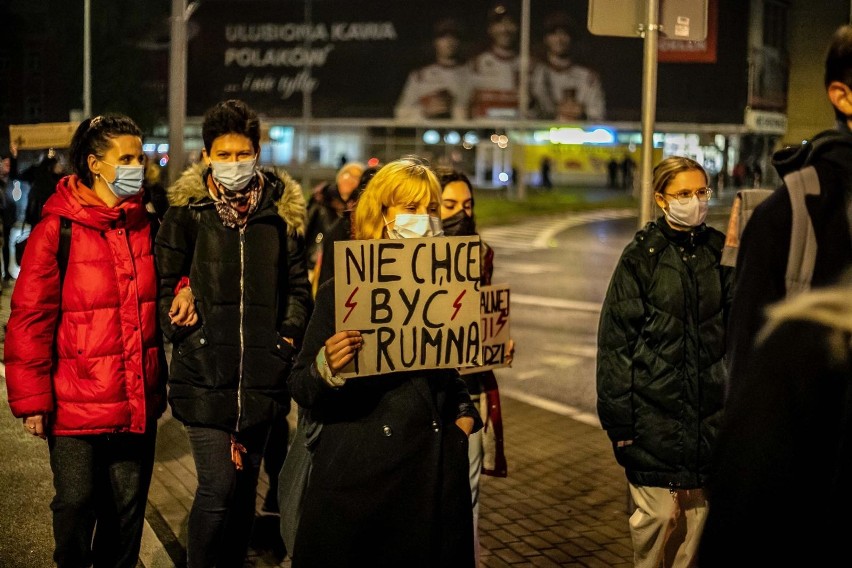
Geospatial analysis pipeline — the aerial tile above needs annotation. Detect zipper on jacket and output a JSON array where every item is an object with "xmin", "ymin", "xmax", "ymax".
[{"xmin": 236, "ymin": 226, "xmax": 246, "ymax": 432}]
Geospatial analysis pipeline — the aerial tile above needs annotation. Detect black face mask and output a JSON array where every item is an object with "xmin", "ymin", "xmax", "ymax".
[{"xmin": 441, "ymin": 210, "xmax": 476, "ymax": 236}]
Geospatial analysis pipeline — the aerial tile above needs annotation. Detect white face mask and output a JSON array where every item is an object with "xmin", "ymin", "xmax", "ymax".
[
  {"xmin": 210, "ymin": 157, "xmax": 256, "ymax": 193},
  {"xmin": 663, "ymin": 196, "xmax": 708, "ymax": 228},
  {"xmin": 385, "ymin": 214, "xmax": 444, "ymax": 239}
]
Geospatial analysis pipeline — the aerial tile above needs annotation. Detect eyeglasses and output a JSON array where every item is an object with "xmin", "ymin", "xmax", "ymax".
[{"xmin": 664, "ymin": 187, "xmax": 712, "ymax": 205}]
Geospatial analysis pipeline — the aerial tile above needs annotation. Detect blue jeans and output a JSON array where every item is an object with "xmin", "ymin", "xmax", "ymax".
[
  {"xmin": 48, "ymin": 428, "xmax": 157, "ymax": 568},
  {"xmin": 186, "ymin": 424, "xmax": 269, "ymax": 568}
]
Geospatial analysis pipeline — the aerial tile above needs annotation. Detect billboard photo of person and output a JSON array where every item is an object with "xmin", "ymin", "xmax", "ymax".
[
  {"xmin": 530, "ymin": 11, "xmax": 606, "ymax": 121},
  {"xmin": 469, "ymin": 2, "xmax": 521, "ymax": 119},
  {"xmin": 395, "ymin": 17, "xmax": 471, "ymax": 121}
]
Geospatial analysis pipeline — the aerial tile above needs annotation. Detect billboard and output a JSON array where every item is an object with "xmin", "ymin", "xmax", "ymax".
[{"xmin": 187, "ymin": 0, "xmax": 753, "ymax": 123}]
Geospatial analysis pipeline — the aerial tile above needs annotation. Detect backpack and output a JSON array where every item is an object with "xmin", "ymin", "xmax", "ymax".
[
  {"xmin": 58, "ymin": 217, "xmax": 72, "ymax": 288},
  {"xmin": 720, "ymin": 166, "xmax": 819, "ymax": 297}
]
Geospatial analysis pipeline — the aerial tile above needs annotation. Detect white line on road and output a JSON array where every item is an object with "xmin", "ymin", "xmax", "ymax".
[
  {"xmin": 512, "ymin": 293, "xmax": 601, "ymax": 313},
  {"xmin": 531, "ymin": 208, "xmax": 636, "ymax": 249},
  {"xmin": 516, "ymin": 369, "xmax": 548, "ymax": 381},
  {"xmin": 500, "ymin": 387, "xmax": 601, "ymax": 428},
  {"xmin": 542, "ymin": 355, "xmax": 584, "ymax": 368},
  {"xmin": 547, "ymin": 344, "xmax": 600, "ymax": 358}
]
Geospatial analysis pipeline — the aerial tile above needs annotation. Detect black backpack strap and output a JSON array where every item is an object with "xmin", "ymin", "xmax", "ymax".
[{"xmin": 57, "ymin": 217, "xmax": 72, "ymax": 291}]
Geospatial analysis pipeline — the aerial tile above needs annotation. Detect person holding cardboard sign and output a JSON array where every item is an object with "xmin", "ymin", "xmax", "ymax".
[{"xmin": 287, "ymin": 157, "xmax": 482, "ymax": 567}]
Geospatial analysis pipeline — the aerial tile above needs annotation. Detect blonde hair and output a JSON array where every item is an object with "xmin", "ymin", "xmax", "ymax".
[
  {"xmin": 352, "ymin": 156, "xmax": 441, "ymax": 240},
  {"xmin": 652, "ymin": 156, "xmax": 708, "ymax": 196}
]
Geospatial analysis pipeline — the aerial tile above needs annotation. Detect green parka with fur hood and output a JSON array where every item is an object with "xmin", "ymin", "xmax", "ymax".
[{"xmin": 155, "ymin": 163, "xmax": 312, "ymax": 432}]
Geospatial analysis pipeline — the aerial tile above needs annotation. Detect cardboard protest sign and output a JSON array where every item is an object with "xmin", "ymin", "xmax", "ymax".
[
  {"xmin": 461, "ymin": 284, "xmax": 511, "ymax": 374},
  {"xmin": 9, "ymin": 122, "xmax": 79, "ymax": 150},
  {"xmin": 334, "ymin": 236, "xmax": 482, "ymax": 377}
]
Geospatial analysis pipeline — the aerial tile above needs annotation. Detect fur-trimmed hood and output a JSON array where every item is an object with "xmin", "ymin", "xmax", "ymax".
[{"xmin": 167, "ymin": 162, "xmax": 306, "ymax": 237}]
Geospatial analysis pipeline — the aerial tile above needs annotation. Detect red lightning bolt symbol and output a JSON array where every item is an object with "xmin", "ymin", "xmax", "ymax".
[
  {"xmin": 495, "ymin": 310, "xmax": 508, "ymax": 336},
  {"xmin": 451, "ymin": 290, "xmax": 466, "ymax": 320},
  {"xmin": 343, "ymin": 287, "xmax": 359, "ymax": 323}
]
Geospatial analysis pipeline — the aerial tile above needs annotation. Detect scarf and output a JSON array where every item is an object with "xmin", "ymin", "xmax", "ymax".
[{"xmin": 207, "ymin": 172, "xmax": 262, "ymax": 228}]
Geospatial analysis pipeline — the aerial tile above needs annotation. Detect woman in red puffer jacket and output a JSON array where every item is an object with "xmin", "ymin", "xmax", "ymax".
[{"xmin": 4, "ymin": 114, "xmax": 195, "ymax": 568}]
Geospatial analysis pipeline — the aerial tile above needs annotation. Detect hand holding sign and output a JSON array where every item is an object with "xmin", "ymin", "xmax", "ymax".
[{"xmin": 325, "ymin": 330, "xmax": 364, "ymax": 376}]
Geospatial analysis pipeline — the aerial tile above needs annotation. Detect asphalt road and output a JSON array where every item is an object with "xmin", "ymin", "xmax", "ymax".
[{"xmin": 479, "ymin": 203, "xmax": 732, "ymax": 424}]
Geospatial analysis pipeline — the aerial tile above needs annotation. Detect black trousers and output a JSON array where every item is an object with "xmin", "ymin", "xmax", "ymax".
[{"xmin": 48, "ymin": 427, "xmax": 157, "ymax": 568}]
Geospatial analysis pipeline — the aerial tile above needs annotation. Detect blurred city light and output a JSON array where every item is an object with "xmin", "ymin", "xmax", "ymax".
[
  {"xmin": 423, "ymin": 130, "xmax": 440, "ymax": 144},
  {"xmin": 548, "ymin": 127, "xmax": 616, "ymax": 145}
]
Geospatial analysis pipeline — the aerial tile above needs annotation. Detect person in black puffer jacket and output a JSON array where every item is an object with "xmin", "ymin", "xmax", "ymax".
[
  {"xmin": 700, "ymin": 24, "xmax": 852, "ymax": 567},
  {"xmin": 155, "ymin": 99, "xmax": 312, "ymax": 568},
  {"xmin": 596, "ymin": 156, "xmax": 734, "ymax": 568},
  {"xmin": 724, "ymin": 25, "xmax": 852, "ymax": 410}
]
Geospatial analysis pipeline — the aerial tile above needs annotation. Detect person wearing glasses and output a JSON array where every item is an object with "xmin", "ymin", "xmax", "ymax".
[{"xmin": 596, "ymin": 156, "xmax": 734, "ymax": 567}]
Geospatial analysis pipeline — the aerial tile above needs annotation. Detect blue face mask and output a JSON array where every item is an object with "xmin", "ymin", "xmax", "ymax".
[
  {"xmin": 101, "ymin": 162, "xmax": 145, "ymax": 198},
  {"xmin": 210, "ymin": 158, "xmax": 257, "ymax": 193}
]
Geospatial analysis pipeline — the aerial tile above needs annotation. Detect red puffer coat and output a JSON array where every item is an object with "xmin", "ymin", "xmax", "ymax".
[{"xmin": 5, "ymin": 175, "xmax": 165, "ymax": 435}]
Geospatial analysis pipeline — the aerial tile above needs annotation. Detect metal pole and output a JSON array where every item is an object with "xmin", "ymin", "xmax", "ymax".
[
  {"xmin": 168, "ymin": 0, "xmax": 188, "ymax": 186},
  {"xmin": 300, "ymin": 0, "xmax": 313, "ymax": 191},
  {"xmin": 638, "ymin": 0, "xmax": 660, "ymax": 228},
  {"xmin": 83, "ymin": 0, "xmax": 91, "ymax": 118},
  {"xmin": 515, "ymin": 0, "xmax": 531, "ymax": 201}
]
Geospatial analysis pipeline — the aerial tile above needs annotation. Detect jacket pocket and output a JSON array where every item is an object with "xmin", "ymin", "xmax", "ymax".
[
  {"xmin": 75, "ymin": 324, "xmax": 91, "ymax": 380},
  {"xmin": 272, "ymin": 336, "xmax": 296, "ymax": 365},
  {"xmin": 174, "ymin": 327, "xmax": 210, "ymax": 358}
]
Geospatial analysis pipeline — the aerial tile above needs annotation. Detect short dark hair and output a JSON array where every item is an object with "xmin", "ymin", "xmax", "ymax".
[
  {"xmin": 543, "ymin": 12, "xmax": 576, "ymax": 37},
  {"xmin": 69, "ymin": 114, "xmax": 141, "ymax": 187},
  {"xmin": 825, "ymin": 25, "xmax": 852, "ymax": 89},
  {"xmin": 202, "ymin": 99, "xmax": 261, "ymax": 154},
  {"xmin": 433, "ymin": 17, "xmax": 462, "ymax": 39}
]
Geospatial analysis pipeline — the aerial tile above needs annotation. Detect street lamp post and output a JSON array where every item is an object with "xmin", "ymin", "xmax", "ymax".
[
  {"xmin": 83, "ymin": 0, "xmax": 91, "ymax": 118},
  {"xmin": 168, "ymin": 0, "xmax": 199, "ymax": 186},
  {"xmin": 638, "ymin": 0, "xmax": 660, "ymax": 227}
]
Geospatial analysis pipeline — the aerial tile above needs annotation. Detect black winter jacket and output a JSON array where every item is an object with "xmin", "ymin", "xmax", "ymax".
[
  {"xmin": 596, "ymin": 219, "xmax": 734, "ymax": 489},
  {"xmin": 156, "ymin": 164, "xmax": 312, "ymax": 432},
  {"xmin": 701, "ymin": 283, "xmax": 852, "ymax": 566},
  {"xmin": 288, "ymin": 278, "xmax": 481, "ymax": 566},
  {"xmin": 726, "ymin": 128, "xmax": 852, "ymax": 405}
]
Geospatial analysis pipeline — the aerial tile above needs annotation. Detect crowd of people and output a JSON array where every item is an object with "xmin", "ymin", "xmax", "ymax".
[
  {"xmin": 2, "ymin": 98, "xmax": 515, "ymax": 567},
  {"xmin": 5, "ymin": 20, "xmax": 852, "ymax": 568}
]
